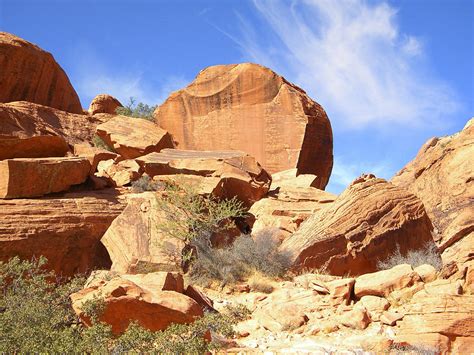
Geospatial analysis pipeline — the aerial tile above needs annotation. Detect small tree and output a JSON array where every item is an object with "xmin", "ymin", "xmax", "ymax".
[{"xmin": 115, "ymin": 97, "xmax": 156, "ymax": 121}]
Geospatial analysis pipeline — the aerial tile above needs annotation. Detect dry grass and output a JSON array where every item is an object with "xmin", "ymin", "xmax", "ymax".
[
  {"xmin": 248, "ymin": 272, "xmax": 275, "ymax": 294},
  {"xmin": 377, "ymin": 243, "xmax": 442, "ymax": 271}
]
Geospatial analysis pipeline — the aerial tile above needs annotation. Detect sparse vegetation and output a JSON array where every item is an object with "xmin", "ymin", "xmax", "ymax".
[
  {"xmin": 222, "ymin": 303, "xmax": 252, "ymax": 322},
  {"xmin": 131, "ymin": 175, "xmax": 164, "ymax": 193},
  {"xmin": 0, "ymin": 256, "xmax": 236, "ymax": 353},
  {"xmin": 92, "ymin": 134, "xmax": 114, "ymax": 152},
  {"xmin": 376, "ymin": 243, "xmax": 443, "ymax": 271},
  {"xmin": 248, "ymin": 272, "xmax": 275, "ymax": 293},
  {"xmin": 115, "ymin": 97, "xmax": 156, "ymax": 121}
]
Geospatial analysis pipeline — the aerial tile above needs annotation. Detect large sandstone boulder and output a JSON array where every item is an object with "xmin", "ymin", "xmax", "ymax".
[
  {"xmin": 0, "ymin": 189, "xmax": 126, "ymax": 276},
  {"xmin": 0, "ymin": 157, "xmax": 90, "ymax": 198},
  {"xmin": 0, "ymin": 101, "xmax": 102, "ymax": 159},
  {"xmin": 392, "ymin": 118, "xmax": 474, "ymax": 266},
  {"xmin": 96, "ymin": 115, "xmax": 174, "ymax": 159},
  {"xmin": 0, "ymin": 32, "xmax": 82, "ymax": 114},
  {"xmin": 280, "ymin": 175, "xmax": 436, "ymax": 275},
  {"xmin": 73, "ymin": 144, "xmax": 118, "ymax": 174},
  {"xmin": 101, "ymin": 193, "xmax": 184, "ymax": 274},
  {"xmin": 154, "ymin": 63, "xmax": 333, "ymax": 189},
  {"xmin": 136, "ymin": 149, "xmax": 271, "ymax": 206},
  {"xmin": 88, "ymin": 94, "xmax": 122, "ymax": 115},
  {"xmin": 70, "ymin": 274, "xmax": 203, "ymax": 334}
]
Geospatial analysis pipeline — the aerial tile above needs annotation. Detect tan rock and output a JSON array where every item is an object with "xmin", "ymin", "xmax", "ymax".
[
  {"xmin": 380, "ymin": 310, "xmax": 403, "ymax": 326},
  {"xmin": 359, "ymin": 295, "xmax": 390, "ymax": 321},
  {"xmin": 0, "ymin": 32, "xmax": 82, "ymax": 113},
  {"xmin": 97, "ymin": 159, "xmax": 142, "ymax": 187},
  {"xmin": 154, "ymin": 63, "xmax": 333, "ymax": 189},
  {"xmin": 122, "ymin": 272, "xmax": 184, "ymax": 293},
  {"xmin": 422, "ymin": 279, "xmax": 463, "ymax": 296},
  {"xmin": 0, "ymin": 157, "xmax": 90, "ymax": 198},
  {"xmin": 0, "ymin": 189, "xmax": 126, "ymax": 276},
  {"xmin": 354, "ymin": 264, "xmax": 421, "ymax": 298},
  {"xmin": 70, "ymin": 276, "xmax": 203, "ymax": 334},
  {"xmin": 393, "ymin": 333, "xmax": 450, "ymax": 354},
  {"xmin": 280, "ymin": 175, "xmax": 435, "ymax": 275},
  {"xmin": 74, "ymin": 144, "xmax": 118, "ymax": 173},
  {"xmin": 392, "ymin": 118, "xmax": 474, "ymax": 265},
  {"xmin": 101, "ymin": 192, "xmax": 184, "ymax": 274},
  {"xmin": 271, "ymin": 168, "xmax": 319, "ymax": 189},
  {"xmin": 465, "ymin": 261, "xmax": 474, "ymax": 294},
  {"xmin": 327, "ymin": 278, "xmax": 355, "ymax": 306},
  {"xmin": 96, "ymin": 115, "xmax": 173, "ymax": 159},
  {"xmin": 0, "ymin": 101, "xmax": 101, "ymax": 159},
  {"xmin": 414, "ymin": 264, "xmax": 437, "ymax": 283},
  {"xmin": 136, "ymin": 149, "xmax": 271, "ymax": 206},
  {"xmin": 254, "ymin": 303, "xmax": 308, "ymax": 332},
  {"xmin": 88, "ymin": 94, "xmax": 122, "ymax": 115},
  {"xmin": 338, "ymin": 307, "xmax": 371, "ymax": 330}
]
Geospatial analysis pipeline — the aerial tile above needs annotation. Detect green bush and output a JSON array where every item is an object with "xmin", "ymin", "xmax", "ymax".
[
  {"xmin": 0, "ymin": 257, "xmax": 236, "ymax": 353},
  {"xmin": 92, "ymin": 134, "xmax": 114, "ymax": 152},
  {"xmin": 115, "ymin": 97, "xmax": 156, "ymax": 121}
]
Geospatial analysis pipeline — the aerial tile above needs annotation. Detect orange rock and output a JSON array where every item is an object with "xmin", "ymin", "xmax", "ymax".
[
  {"xmin": 122, "ymin": 272, "xmax": 184, "ymax": 294},
  {"xmin": 101, "ymin": 192, "xmax": 184, "ymax": 274},
  {"xmin": 392, "ymin": 118, "xmax": 474, "ymax": 265},
  {"xmin": 271, "ymin": 168, "xmax": 320, "ymax": 189},
  {"xmin": 0, "ymin": 102, "xmax": 100, "ymax": 159},
  {"xmin": 70, "ymin": 276, "xmax": 203, "ymax": 334},
  {"xmin": 88, "ymin": 94, "xmax": 122, "ymax": 115},
  {"xmin": 354, "ymin": 264, "xmax": 421, "ymax": 298},
  {"xmin": 326, "ymin": 278, "xmax": 355, "ymax": 306},
  {"xmin": 380, "ymin": 310, "xmax": 403, "ymax": 326},
  {"xmin": 359, "ymin": 295, "xmax": 390, "ymax": 321},
  {"xmin": 185, "ymin": 285, "xmax": 215, "ymax": 312},
  {"xmin": 0, "ymin": 32, "xmax": 83, "ymax": 114},
  {"xmin": 338, "ymin": 307, "xmax": 371, "ymax": 330},
  {"xmin": 0, "ymin": 189, "xmax": 126, "ymax": 276},
  {"xmin": 136, "ymin": 149, "xmax": 271, "ymax": 207},
  {"xmin": 96, "ymin": 159, "xmax": 142, "ymax": 187},
  {"xmin": 280, "ymin": 175, "xmax": 435, "ymax": 275},
  {"xmin": 0, "ymin": 157, "xmax": 90, "ymax": 198},
  {"xmin": 74, "ymin": 143, "xmax": 118, "ymax": 173},
  {"xmin": 96, "ymin": 115, "xmax": 174, "ymax": 159},
  {"xmin": 154, "ymin": 63, "xmax": 333, "ymax": 189}
]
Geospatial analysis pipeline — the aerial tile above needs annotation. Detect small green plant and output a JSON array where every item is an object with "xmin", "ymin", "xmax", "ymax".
[
  {"xmin": 222, "ymin": 303, "xmax": 252, "ymax": 322},
  {"xmin": 92, "ymin": 134, "xmax": 114, "ymax": 152},
  {"xmin": 115, "ymin": 97, "xmax": 156, "ymax": 121},
  {"xmin": 377, "ymin": 242, "xmax": 443, "ymax": 271}
]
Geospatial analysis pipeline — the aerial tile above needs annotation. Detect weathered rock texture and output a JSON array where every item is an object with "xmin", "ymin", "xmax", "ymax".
[
  {"xmin": 71, "ymin": 274, "xmax": 203, "ymax": 334},
  {"xmin": 0, "ymin": 189, "xmax": 126, "ymax": 276},
  {"xmin": 73, "ymin": 144, "xmax": 118, "ymax": 174},
  {"xmin": 0, "ymin": 157, "xmax": 90, "ymax": 198},
  {"xmin": 96, "ymin": 115, "xmax": 174, "ymax": 159},
  {"xmin": 154, "ymin": 63, "xmax": 333, "ymax": 189},
  {"xmin": 0, "ymin": 32, "xmax": 83, "ymax": 114},
  {"xmin": 136, "ymin": 149, "xmax": 271, "ymax": 206},
  {"xmin": 280, "ymin": 175, "xmax": 436, "ymax": 276},
  {"xmin": 101, "ymin": 193, "xmax": 184, "ymax": 274},
  {"xmin": 0, "ymin": 101, "xmax": 102, "ymax": 159},
  {"xmin": 88, "ymin": 94, "xmax": 122, "ymax": 115},
  {"xmin": 392, "ymin": 118, "xmax": 474, "ymax": 265}
]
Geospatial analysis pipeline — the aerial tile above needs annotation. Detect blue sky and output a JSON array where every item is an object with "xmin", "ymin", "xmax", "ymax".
[{"xmin": 1, "ymin": 0, "xmax": 472, "ymax": 193}]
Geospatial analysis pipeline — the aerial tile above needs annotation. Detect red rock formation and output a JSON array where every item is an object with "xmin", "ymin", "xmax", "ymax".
[
  {"xmin": 154, "ymin": 63, "xmax": 333, "ymax": 189},
  {"xmin": 88, "ymin": 94, "xmax": 122, "ymax": 115},
  {"xmin": 280, "ymin": 175, "xmax": 436, "ymax": 275},
  {"xmin": 0, "ymin": 32, "xmax": 83, "ymax": 114},
  {"xmin": 0, "ymin": 189, "xmax": 126, "ymax": 276},
  {"xmin": 392, "ymin": 118, "xmax": 474, "ymax": 266},
  {"xmin": 0, "ymin": 157, "xmax": 90, "ymax": 198},
  {"xmin": 70, "ymin": 275, "xmax": 203, "ymax": 334},
  {"xmin": 96, "ymin": 115, "xmax": 174, "ymax": 159},
  {"xmin": 0, "ymin": 101, "xmax": 102, "ymax": 159}
]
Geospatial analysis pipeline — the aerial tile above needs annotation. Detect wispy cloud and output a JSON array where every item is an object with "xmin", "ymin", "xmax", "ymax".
[{"xmin": 235, "ymin": 0, "xmax": 459, "ymax": 129}]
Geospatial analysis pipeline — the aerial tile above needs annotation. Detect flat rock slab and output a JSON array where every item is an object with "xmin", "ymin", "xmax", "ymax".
[
  {"xmin": 96, "ymin": 115, "xmax": 174, "ymax": 159},
  {"xmin": 0, "ymin": 157, "xmax": 90, "ymax": 198}
]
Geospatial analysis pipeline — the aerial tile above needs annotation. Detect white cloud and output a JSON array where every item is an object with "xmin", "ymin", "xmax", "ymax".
[{"xmin": 234, "ymin": 0, "xmax": 459, "ymax": 129}]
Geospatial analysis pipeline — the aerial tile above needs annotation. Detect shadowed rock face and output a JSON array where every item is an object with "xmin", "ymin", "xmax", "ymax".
[
  {"xmin": 0, "ymin": 189, "xmax": 126, "ymax": 276},
  {"xmin": 280, "ymin": 175, "xmax": 436, "ymax": 276},
  {"xmin": 154, "ymin": 63, "xmax": 333, "ymax": 189},
  {"xmin": 0, "ymin": 32, "xmax": 83, "ymax": 114},
  {"xmin": 392, "ymin": 118, "xmax": 474, "ymax": 265}
]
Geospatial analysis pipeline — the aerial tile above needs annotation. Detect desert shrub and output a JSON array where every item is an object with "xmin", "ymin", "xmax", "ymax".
[
  {"xmin": 115, "ymin": 97, "xmax": 156, "ymax": 121},
  {"xmin": 248, "ymin": 272, "xmax": 274, "ymax": 293},
  {"xmin": 390, "ymin": 343, "xmax": 437, "ymax": 355},
  {"xmin": 222, "ymin": 303, "xmax": 252, "ymax": 322},
  {"xmin": 131, "ymin": 175, "xmax": 164, "ymax": 193},
  {"xmin": 188, "ymin": 229, "xmax": 291, "ymax": 286},
  {"xmin": 92, "ymin": 134, "xmax": 114, "ymax": 152},
  {"xmin": 377, "ymin": 242, "xmax": 443, "ymax": 271},
  {"xmin": 0, "ymin": 257, "xmax": 237, "ymax": 353}
]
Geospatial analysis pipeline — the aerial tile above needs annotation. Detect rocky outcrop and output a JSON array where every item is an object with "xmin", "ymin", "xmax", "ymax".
[
  {"xmin": 0, "ymin": 189, "xmax": 126, "ymax": 276},
  {"xmin": 0, "ymin": 101, "xmax": 102, "ymax": 159},
  {"xmin": 101, "ymin": 192, "xmax": 184, "ymax": 274},
  {"xmin": 73, "ymin": 144, "xmax": 118, "ymax": 174},
  {"xmin": 136, "ymin": 149, "xmax": 271, "ymax": 206},
  {"xmin": 280, "ymin": 175, "xmax": 436, "ymax": 275},
  {"xmin": 154, "ymin": 63, "xmax": 333, "ymax": 189},
  {"xmin": 0, "ymin": 32, "xmax": 82, "ymax": 114},
  {"xmin": 88, "ymin": 94, "xmax": 122, "ymax": 115},
  {"xmin": 96, "ymin": 159, "xmax": 142, "ymax": 187},
  {"xmin": 70, "ymin": 273, "xmax": 203, "ymax": 334},
  {"xmin": 392, "ymin": 118, "xmax": 474, "ymax": 266},
  {"xmin": 0, "ymin": 157, "xmax": 90, "ymax": 198},
  {"xmin": 96, "ymin": 115, "xmax": 174, "ymax": 159}
]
